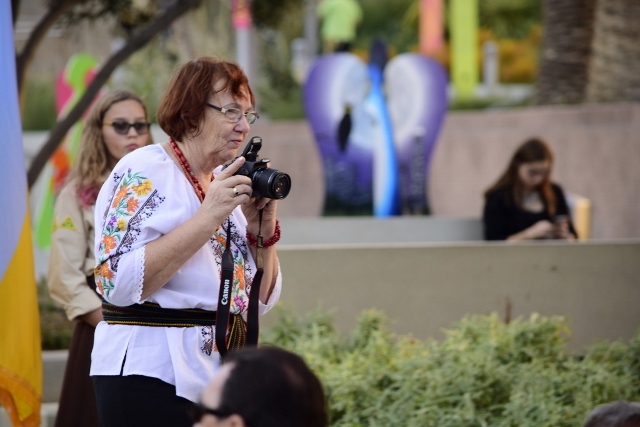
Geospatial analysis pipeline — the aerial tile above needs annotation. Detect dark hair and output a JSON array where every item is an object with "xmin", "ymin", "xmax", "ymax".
[
  {"xmin": 484, "ymin": 137, "xmax": 557, "ymax": 216},
  {"xmin": 156, "ymin": 57, "xmax": 254, "ymax": 141},
  {"xmin": 219, "ymin": 346, "xmax": 328, "ymax": 427},
  {"xmin": 583, "ymin": 401, "xmax": 640, "ymax": 427}
]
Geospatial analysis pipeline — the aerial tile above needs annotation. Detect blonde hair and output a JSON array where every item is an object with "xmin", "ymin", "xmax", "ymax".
[{"xmin": 70, "ymin": 90, "xmax": 153, "ymax": 206}]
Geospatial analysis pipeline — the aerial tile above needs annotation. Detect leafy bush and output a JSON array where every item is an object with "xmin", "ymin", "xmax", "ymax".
[
  {"xmin": 37, "ymin": 277, "xmax": 73, "ymax": 350},
  {"xmin": 254, "ymin": 25, "xmax": 305, "ymax": 121},
  {"xmin": 22, "ymin": 79, "xmax": 57, "ymax": 131},
  {"xmin": 448, "ymin": 97, "xmax": 498, "ymax": 111},
  {"xmin": 263, "ymin": 307, "xmax": 640, "ymax": 427},
  {"xmin": 116, "ymin": 38, "xmax": 180, "ymax": 123}
]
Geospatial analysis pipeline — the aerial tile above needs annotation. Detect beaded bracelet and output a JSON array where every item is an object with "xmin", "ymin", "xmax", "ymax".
[{"xmin": 246, "ymin": 220, "xmax": 281, "ymax": 248}]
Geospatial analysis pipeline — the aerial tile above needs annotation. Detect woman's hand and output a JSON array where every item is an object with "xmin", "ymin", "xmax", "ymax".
[
  {"xmin": 507, "ymin": 220, "xmax": 554, "ymax": 241},
  {"xmin": 80, "ymin": 307, "xmax": 104, "ymax": 328},
  {"xmin": 199, "ymin": 157, "xmax": 252, "ymax": 231},
  {"xmin": 525, "ymin": 220, "xmax": 554, "ymax": 239},
  {"xmin": 243, "ymin": 196, "xmax": 278, "ymax": 238},
  {"xmin": 552, "ymin": 217, "xmax": 576, "ymax": 240},
  {"xmin": 242, "ymin": 195, "xmax": 280, "ymax": 305},
  {"xmin": 239, "ymin": 161, "xmax": 279, "ymax": 238}
]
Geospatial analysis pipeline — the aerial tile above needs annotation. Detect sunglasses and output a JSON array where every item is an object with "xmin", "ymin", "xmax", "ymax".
[
  {"xmin": 103, "ymin": 121, "xmax": 151, "ymax": 135},
  {"xmin": 187, "ymin": 401, "xmax": 233, "ymax": 422}
]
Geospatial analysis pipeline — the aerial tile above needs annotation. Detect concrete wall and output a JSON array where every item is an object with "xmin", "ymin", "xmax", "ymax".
[
  {"xmin": 429, "ymin": 103, "xmax": 640, "ymax": 239},
  {"xmin": 19, "ymin": 224, "xmax": 640, "ymax": 422},
  {"xmin": 28, "ymin": 239, "xmax": 640, "ymax": 414},
  {"xmin": 268, "ymin": 240, "xmax": 640, "ymax": 353},
  {"xmin": 24, "ymin": 103, "xmax": 640, "ymax": 239},
  {"xmin": 246, "ymin": 103, "xmax": 640, "ymax": 239},
  {"xmin": 279, "ymin": 217, "xmax": 484, "ymax": 244}
]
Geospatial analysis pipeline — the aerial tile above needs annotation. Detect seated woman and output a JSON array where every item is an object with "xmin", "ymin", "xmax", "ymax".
[{"xmin": 482, "ymin": 138, "xmax": 577, "ymax": 241}]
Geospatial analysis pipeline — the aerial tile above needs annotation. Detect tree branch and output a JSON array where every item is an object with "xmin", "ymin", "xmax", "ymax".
[
  {"xmin": 27, "ymin": 0, "xmax": 203, "ymax": 188},
  {"xmin": 16, "ymin": 0, "xmax": 79, "ymax": 99},
  {"xmin": 12, "ymin": 0, "xmax": 21, "ymax": 26}
]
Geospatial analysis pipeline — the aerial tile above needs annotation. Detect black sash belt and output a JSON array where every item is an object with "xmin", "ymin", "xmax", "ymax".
[
  {"xmin": 103, "ymin": 300, "xmax": 217, "ymax": 327},
  {"xmin": 102, "ymin": 301, "xmax": 248, "ymax": 349},
  {"xmin": 102, "ymin": 212, "xmax": 267, "ymax": 358}
]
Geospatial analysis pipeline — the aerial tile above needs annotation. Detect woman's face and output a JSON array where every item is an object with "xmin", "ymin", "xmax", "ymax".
[
  {"xmin": 518, "ymin": 160, "xmax": 551, "ymax": 189},
  {"xmin": 102, "ymin": 100, "xmax": 150, "ymax": 167},
  {"xmin": 194, "ymin": 363, "xmax": 242, "ymax": 427},
  {"xmin": 198, "ymin": 83, "xmax": 253, "ymax": 166}
]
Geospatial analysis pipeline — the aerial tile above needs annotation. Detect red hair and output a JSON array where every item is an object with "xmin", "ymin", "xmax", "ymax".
[{"xmin": 157, "ymin": 57, "xmax": 254, "ymax": 141}]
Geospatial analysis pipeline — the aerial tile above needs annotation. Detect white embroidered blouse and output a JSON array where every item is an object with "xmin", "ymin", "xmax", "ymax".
[{"xmin": 90, "ymin": 144, "xmax": 282, "ymax": 402}]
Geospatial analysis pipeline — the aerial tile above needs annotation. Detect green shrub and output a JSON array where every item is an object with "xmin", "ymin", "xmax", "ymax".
[
  {"xmin": 258, "ymin": 84, "xmax": 306, "ymax": 121},
  {"xmin": 22, "ymin": 79, "xmax": 57, "ymax": 131},
  {"xmin": 263, "ymin": 307, "xmax": 640, "ymax": 427},
  {"xmin": 37, "ymin": 277, "xmax": 73, "ymax": 350},
  {"xmin": 116, "ymin": 39, "xmax": 180, "ymax": 123}
]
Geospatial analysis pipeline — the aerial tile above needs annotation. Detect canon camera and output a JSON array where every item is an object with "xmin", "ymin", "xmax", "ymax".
[{"xmin": 223, "ymin": 136, "xmax": 291, "ymax": 200}]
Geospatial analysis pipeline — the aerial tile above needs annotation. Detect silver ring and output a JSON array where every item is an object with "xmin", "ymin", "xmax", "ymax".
[{"xmin": 232, "ymin": 186, "xmax": 240, "ymax": 197}]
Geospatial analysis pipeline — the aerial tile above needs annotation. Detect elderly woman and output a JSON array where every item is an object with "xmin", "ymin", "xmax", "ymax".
[{"xmin": 91, "ymin": 58, "xmax": 282, "ymax": 427}]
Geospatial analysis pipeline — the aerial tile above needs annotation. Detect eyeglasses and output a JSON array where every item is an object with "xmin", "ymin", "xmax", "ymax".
[
  {"xmin": 187, "ymin": 401, "xmax": 233, "ymax": 423},
  {"xmin": 206, "ymin": 103, "xmax": 259, "ymax": 124},
  {"xmin": 527, "ymin": 167, "xmax": 550, "ymax": 178},
  {"xmin": 103, "ymin": 121, "xmax": 151, "ymax": 135}
]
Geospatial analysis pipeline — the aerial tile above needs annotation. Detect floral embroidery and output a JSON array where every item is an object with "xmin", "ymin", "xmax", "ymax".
[
  {"xmin": 126, "ymin": 197, "xmax": 139, "ymax": 212},
  {"xmin": 235, "ymin": 264, "xmax": 245, "ymax": 290},
  {"xmin": 210, "ymin": 220, "xmax": 253, "ymax": 317},
  {"xmin": 98, "ymin": 262, "xmax": 114, "ymax": 281},
  {"xmin": 201, "ymin": 326, "xmax": 214, "ymax": 356},
  {"xmin": 102, "ymin": 235, "xmax": 117, "ymax": 254},
  {"xmin": 95, "ymin": 169, "xmax": 164, "ymax": 297},
  {"xmin": 132, "ymin": 180, "xmax": 152, "ymax": 196},
  {"xmin": 233, "ymin": 295, "xmax": 247, "ymax": 313},
  {"xmin": 112, "ymin": 186, "xmax": 129, "ymax": 208}
]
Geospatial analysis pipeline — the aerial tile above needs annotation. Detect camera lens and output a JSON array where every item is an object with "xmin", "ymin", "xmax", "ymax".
[
  {"xmin": 271, "ymin": 173, "xmax": 292, "ymax": 199},
  {"xmin": 252, "ymin": 168, "xmax": 291, "ymax": 199}
]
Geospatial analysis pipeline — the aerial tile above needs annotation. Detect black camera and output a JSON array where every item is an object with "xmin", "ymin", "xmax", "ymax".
[{"xmin": 223, "ymin": 136, "xmax": 291, "ymax": 200}]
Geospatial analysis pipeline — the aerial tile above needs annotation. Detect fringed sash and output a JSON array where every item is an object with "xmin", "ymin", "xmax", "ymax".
[{"xmin": 102, "ymin": 301, "xmax": 247, "ymax": 350}]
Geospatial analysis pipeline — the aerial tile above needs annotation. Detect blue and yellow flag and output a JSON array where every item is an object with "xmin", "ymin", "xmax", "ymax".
[{"xmin": 0, "ymin": 2, "xmax": 43, "ymax": 426}]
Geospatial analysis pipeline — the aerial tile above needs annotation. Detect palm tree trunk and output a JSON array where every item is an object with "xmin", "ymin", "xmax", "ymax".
[
  {"xmin": 534, "ymin": 0, "xmax": 596, "ymax": 104},
  {"xmin": 586, "ymin": 0, "xmax": 640, "ymax": 102}
]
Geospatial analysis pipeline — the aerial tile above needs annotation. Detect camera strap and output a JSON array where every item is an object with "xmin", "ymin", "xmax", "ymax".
[
  {"xmin": 216, "ymin": 211, "xmax": 264, "ymax": 358},
  {"xmin": 246, "ymin": 210, "xmax": 264, "ymax": 346},
  {"xmin": 169, "ymin": 138, "xmax": 262, "ymax": 357}
]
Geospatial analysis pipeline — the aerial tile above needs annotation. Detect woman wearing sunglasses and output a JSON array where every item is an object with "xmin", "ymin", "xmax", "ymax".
[
  {"xmin": 47, "ymin": 90, "xmax": 153, "ymax": 427},
  {"xmin": 90, "ymin": 58, "xmax": 282, "ymax": 426},
  {"xmin": 483, "ymin": 137, "xmax": 577, "ymax": 241}
]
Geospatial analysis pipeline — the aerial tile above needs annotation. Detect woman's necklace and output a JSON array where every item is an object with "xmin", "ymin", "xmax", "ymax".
[{"xmin": 169, "ymin": 138, "xmax": 214, "ymax": 203}]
